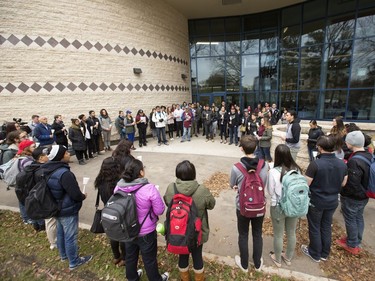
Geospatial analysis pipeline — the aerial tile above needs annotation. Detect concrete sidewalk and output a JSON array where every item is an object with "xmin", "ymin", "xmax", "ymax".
[{"xmin": 1, "ymin": 135, "xmax": 374, "ymax": 280}]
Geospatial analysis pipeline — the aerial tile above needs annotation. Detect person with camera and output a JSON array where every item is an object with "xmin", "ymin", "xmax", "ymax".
[
  {"xmin": 152, "ymin": 106, "xmax": 168, "ymax": 146},
  {"xmin": 52, "ymin": 115, "xmax": 68, "ymax": 148}
]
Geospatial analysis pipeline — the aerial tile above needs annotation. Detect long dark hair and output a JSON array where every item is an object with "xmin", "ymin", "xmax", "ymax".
[
  {"xmin": 273, "ymin": 144, "xmax": 302, "ymax": 182},
  {"xmin": 94, "ymin": 157, "xmax": 121, "ymax": 194},
  {"xmin": 122, "ymin": 159, "xmax": 143, "ymax": 183},
  {"xmin": 112, "ymin": 139, "xmax": 134, "ymax": 170}
]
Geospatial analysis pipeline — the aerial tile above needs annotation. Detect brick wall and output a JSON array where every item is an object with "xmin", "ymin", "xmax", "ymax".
[{"xmin": 0, "ymin": 0, "xmax": 191, "ymax": 129}]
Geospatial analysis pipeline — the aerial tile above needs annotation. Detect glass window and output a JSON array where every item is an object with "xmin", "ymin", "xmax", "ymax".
[
  {"xmin": 260, "ymin": 31, "xmax": 278, "ymax": 52},
  {"xmin": 347, "ymin": 89, "xmax": 375, "ymax": 120},
  {"xmin": 194, "ymin": 20, "xmax": 210, "ymax": 36},
  {"xmin": 197, "ymin": 57, "xmax": 225, "ymax": 93},
  {"xmin": 242, "ymin": 55, "xmax": 259, "ymax": 92},
  {"xmin": 261, "ymin": 12, "xmax": 279, "ymax": 29},
  {"xmin": 300, "ymin": 46, "xmax": 323, "ymax": 90},
  {"xmin": 280, "ymin": 92, "xmax": 297, "ymax": 111},
  {"xmin": 210, "ymin": 36, "xmax": 225, "ymax": 56},
  {"xmin": 211, "ymin": 18, "xmax": 225, "ymax": 35},
  {"xmin": 244, "ymin": 14, "xmax": 261, "ymax": 32},
  {"xmin": 320, "ymin": 90, "xmax": 347, "ymax": 119},
  {"xmin": 281, "ymin": 25, "xmax": 300, "ymax": 49},
  {"xmin": 326, "ymin": 14, "xmax": 355, "ymax": 42},
  {"xmin": 302, "ymin": 20, "xmax": 325, "ymax": 47},
  {"xmin": 358, "ymin": 0, "xmax": 375, "ymax": 9},
  {"xmin": 226, "ymin": 34, "xmax": 241, "ymax": 55},
  {"xmin": 242, "ymin": 33, "xmax": 259, "ymax": 54},
  {"xmin": 243, "ymin": 92, "xmax": 257, "ymax": 109},
  {"xmin": 188, "ymin": 21, "xmax": 196, "ymax": 36},
  {"xmin": 328, "ymin": 0, "xmax": 356, "ymax": 16},
  {"xmin": 226, "ymin": 56, "xmax": 241, "ymax": 92},
  {"xmin": 280, "ymin": 49, "xmax": 299, "ymax": 91},
  {"xmin": 323, "ymin": 40, "xmax": 353, "ymax": 89},
  {"xmin": 226, "ymin": 17, "xmax": 241, "ymax": 33},
  {"xmin": 190, "ymin": 41, "xmax": 197, "ymax": 57},
  {"xmin": 282, "ymin": 5, "xmax": 301, "ymax": 26},
  {"xmin": 350, "ymin": 38, "xmax": 375, "ymax": 88},
  {"xmin": 260, "ymin": 53, "xmax": 278, "ymax": 92},
  {"xmin": 191, "ymin": 58, "xmax": 197, "ymax": 94},
  {"xmin": 195, "ymin": 37, "xmax": 210, "ymax": 56},
  {"xmin": 303, "ymin": 0, "xmax": 326, "ymax": 21},
  {"xmin": 298, "ymin": 91, "xmax": 319, "ymax": 119},
  {"xmin": 356, "ymin": 11, "xmax": 375, "ymax": 38},
  {"xmin": 226, "ymin": 93, "xmax": 240, "ymax": 108}
]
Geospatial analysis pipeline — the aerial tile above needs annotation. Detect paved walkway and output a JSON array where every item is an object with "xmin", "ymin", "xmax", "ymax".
[{"xmin": 1, "ymin": 135, "xmax": 374, "ymax": 280}]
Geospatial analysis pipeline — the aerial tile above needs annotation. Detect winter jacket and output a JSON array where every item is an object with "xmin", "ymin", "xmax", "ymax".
[
  {"xmin": 152, "ymin": 111, "xmax": 167, "ymax": 128},
  {"xmin": 285, "ymin": 119, "xmax": 301, "ymax": 149},
  {"xmin": 228, "ymin": 112, "xmax": 239, "ymax": 128},
  {"xmin": 202, "ymin": 109, "xmax": 213, "ymax": 125},
  {"xmin": 99, "ymin": 115, "xmax": 112, "ymax": 131},
  {"xmin": 68, "ymin": 124, "xmax": 86, "ymax": 151},
  {"xmin": 218, "ymin": 111, "xmax": 229, "ymax": 126},
  {"xmin": 115, "ymin": 116, "xmax": 125, "ymax": 135},
  {"xmin": 230, "ymin": 157, "xmax": 269, "ymax": 210},
  {"xmin": 114, "ymin": 178, "xmax": 165, "ymax": 236},
  {"xmin": 182, "ymin": 111, "xmax": 193, "ymax": 128},
  {"xmin": 259, "ymin": 127, "xmax": 272, "ymax": 148},
  {"xmin": 36, "ymin": 161, "xmax": 85, "ymax": 217},
  {"xmin": 307, "ymin": 126, "xmax": 324, "ymax": 148},
  {"xmin": 124, "ymin": 117, "xmax": 135, "ymax": 134},
  {"xmin": 51, "ymin": 121, "xmax": 68, "ymax": 146},
  {"xmin": 341, "ymin": 151, "xmax": 372, "ymax": 201},
  {"xmin": 34, "ymin": 123, "xmax": 55, "ymax": 146},
  {"xmin": 164, "ymin": 179, "xmax": 216, "ymax": 244},
  {"xmin": 0, "ymin": 144, "xmax": 18, "ymax": 164},
  {"xmin": 136, "ymin": 114, "xmax": 149, "ymax": 129}
]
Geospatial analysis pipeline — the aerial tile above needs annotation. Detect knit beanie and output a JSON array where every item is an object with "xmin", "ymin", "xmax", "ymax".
[
  {"xmin": 17, "ymin": 139, "xmax": 35, "ymax": 155},
  {"xmin": 48, "ymin": 145, "xmax": 67, "ymax": 161},
  {"xmin": 345, "ymin": 130, "xmax": 365, "ymax": 148}
]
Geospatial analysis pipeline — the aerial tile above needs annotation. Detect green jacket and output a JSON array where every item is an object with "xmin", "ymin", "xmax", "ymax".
[
  {"xmin": 259, "ymin": 127, "xmax": 272, "ymax": 148},
  {"xmin": 163, "ymin": 179, "xmax": 216, "ymax": 244}
]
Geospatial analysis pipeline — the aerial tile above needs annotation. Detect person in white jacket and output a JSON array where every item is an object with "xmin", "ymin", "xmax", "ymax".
[
  {"xmin": 152, "ymin": 106, "xmax": 169, "ymax": 146},
  {"xmin": 173, "ymin": 104, "xmax": 184, "ymax": 138}
]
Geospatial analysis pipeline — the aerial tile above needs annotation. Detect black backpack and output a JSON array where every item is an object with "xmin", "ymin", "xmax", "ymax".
[
  {"xmin": 24, "ymin": 168, "xmax": 67, "ymax": 220},
  {"xmin": 15, "ymin": 163, "xmax": 41, "ymax": 205},
  {"xmin": 101, "ymin": 184, "xmax": 150, "ymax": 242}
]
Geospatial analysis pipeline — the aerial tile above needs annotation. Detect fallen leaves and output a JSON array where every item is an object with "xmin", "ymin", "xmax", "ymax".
[{"xmin": 203, "ymin": 172, "xmax": 230, "ymax": 197}]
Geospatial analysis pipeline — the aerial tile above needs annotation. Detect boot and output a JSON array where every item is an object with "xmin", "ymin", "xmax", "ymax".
[
  {"xmin": 194, "ymin": 268, "xmax": 204, "ymax": 281},
  {"xmin": 179, "ymin": 266, "xmax": 190, "ymax": 281},
  {"xmin": 79, "ymin": 159, "xmax": 87, "ymax": 165}
]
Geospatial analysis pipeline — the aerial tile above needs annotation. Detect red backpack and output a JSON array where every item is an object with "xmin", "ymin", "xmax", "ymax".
[
  {"xmin": 165, "ymin": 184, "xmax": 202, "ymax": 255},
  {"xmin": 235, "ymin": 159, "xmax": 266, "ymax": 218}
]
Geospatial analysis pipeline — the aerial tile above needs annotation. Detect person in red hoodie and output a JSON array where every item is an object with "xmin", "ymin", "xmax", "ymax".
[{"xmin": 181, "ymin": 107, "xmax": 193, "ymax": 142}]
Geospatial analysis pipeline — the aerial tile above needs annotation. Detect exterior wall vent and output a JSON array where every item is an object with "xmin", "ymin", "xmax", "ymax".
[{"xmin": 222, "ymin": 0, "xmax": 242, "ymax": 5}]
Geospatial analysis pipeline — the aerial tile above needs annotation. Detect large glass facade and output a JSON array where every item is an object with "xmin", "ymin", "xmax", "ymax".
[{"xmin": 189, "ymin": 0, "xmax": 375, "ymax": 121}]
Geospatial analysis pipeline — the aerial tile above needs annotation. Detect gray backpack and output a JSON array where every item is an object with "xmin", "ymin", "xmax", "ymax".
[{"xmin": 101, "ymin": 184, "xmax": 150, "ymax": 242}]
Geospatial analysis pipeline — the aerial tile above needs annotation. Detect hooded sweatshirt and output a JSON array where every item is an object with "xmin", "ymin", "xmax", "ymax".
[{"xmin": 114, "ymin": 178, "xmax": 165, "ymax": 236}]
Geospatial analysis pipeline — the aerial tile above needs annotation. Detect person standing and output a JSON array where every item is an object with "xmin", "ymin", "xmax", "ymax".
[
  {"xmin": 34, "ymin": 116, "xmax": 55, "ymax": 147},
  {"xmin": 337, "ymin": 131, "xmax": 372, "ymax": 255},
  {"xmin": 37, "ymin": 145, "xmax": 92, "ymax": 270},
  {"xmin": 115, "ymin": 111, "xmax": 126, "ymax": 140},
  {"xmin": 281, "ymin": 110, "xmax": 301, "ymax": 161},
  {"xmin": 135, "ymin": 109, "xmax": 148, "ymax": 147},
  {"xmin": 28, "ymin": 115, "xmax": 40, "ymax": 142},
  {"xmin": 230, "ymin": 135, "xmax": 269, "ymax": 272},
  {"xmin": 307, "ymin": 120, "xmax": 324, "ymax": 162},
  {"xmin": 78, "ymin": 114, "xmax": 95, "ymax": 159},
  {"xmin": 88, "ymin": 110, "xmax": 102, "ymax": 156},
  {"xmin": 301, "ymin": 135, "xmax": 347, "ymax": 262},
  {"xmin": 202, "ymin": 105, "xmax": 213, "ymax": 142},
  {"xmin": 51, "ymin": 115, "xmax": 68, "ymax": 148},
  {"xmin": 124, "ymin": 110, "xmax": 136, "ymax": 150},
  {"xmin": 164, "ymin": 160, "xmax": 216, "ymax": 281},
  {"xmin": 257, "ymin": 117, "xmax": 273, "ymax": 162},
  {"xmin": 173, "ymin": 104, "xmax": 184, "ymax": 138},
  {"xmin": 267, "ymin": 144, "xmax": 302, "ymax": 267},
  {"xmin": 270, "ymin": 103, "xmax": 280, "ymax": 125},
  {"xmin": 68, "ymin": 119, "xmax": 87, "ymax": 165},
  {"xmin": 219, "ymin": 106, "xmax": 228, "ymax": 144},
  {"xmin": 181, "ymin": 107, "xmax": 193, "ymax": 142},
  {"xmin": 152, "ymin": 106, "xmax": 168, "ymax": 146},
  {"xmin": 228, "ymin": 107, "xmax": 239, "ymax": 146},
  {"xmin": 114, "ymin": 159, "xmax": 169, "ymax": 280},
  {"xmin": 99, "ymin": 109, "xmax": 112, "ymax": 151}
]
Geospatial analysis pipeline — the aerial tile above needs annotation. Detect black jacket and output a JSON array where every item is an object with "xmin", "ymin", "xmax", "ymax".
[
  {"xmin": 51, "ymin": 121, "xmax": 68, "ymax": 147},
  {"xmin": 68, "ymin": 125, "xmax": 86, "ymax": 151},
  {"xmin": 286, "ymin": 118, "xmax": 301, "ymax": 144},
  {"xmin": 35, "ymin": 161, "xmax": 85, "ymax": 217},
  {"xmin": 341, "ymin": 151, "xmax": 372, "ymax": 200},
  {"xmin": 307, "ymin": 126, "xmax": 324, "ymax": 148}
]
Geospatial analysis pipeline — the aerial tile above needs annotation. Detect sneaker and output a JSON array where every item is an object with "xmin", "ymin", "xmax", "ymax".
[
  {"xmin": 320, "ymin": 257, "xmax": 328, "ymax": 261},
  {"xmin": 205, "ymin": 139, "xmax": 209, "ymax": 142},
  {"xmin": 164, "ymin": 142, "xmax": 169, "ymax": 146},
  {"xmin": 137, "ymin": 269, "xmax": 143, "ymax": 278},
  {"xmin": 301, "ymin": 245, "xmax": 320, "ymax": 263},
  {"xmin": 336, "ymin": 239, "xmax": 361, "ymax": 255},
  {"xmin": 254, "ymin": 257, "xmax": 263, "ymax": 272},
  {"xmin": 69, "ymin": 255, "xmax": 93, "ymax": 271},
  {"xmin": 281, "ymin": 252, "xmax": 291, "ymax": 266},
  {"xmin": 269, "ymin": 251, "xmax": 281, "ymax": 268},
  {"xmin": 50, "ymin": 244, "xmax": 57, "ymax": 250},
  {"xmin": 170, "ymin": 138, "xmax": 174, "ymax": 141},
  {"xmin": 211, "ymin": 139, "xmax": 214, "ymax": 142},
  {"xmin": 161, "ymin": 272, "xmax": 169, "ymax": 281},
  {"xmin": 234, "ymin": 255, "xmax": 248, "ymax": 273},
  {"xmin": 158, "ymin": 143, "xmax": 161, "ymax": 146}
]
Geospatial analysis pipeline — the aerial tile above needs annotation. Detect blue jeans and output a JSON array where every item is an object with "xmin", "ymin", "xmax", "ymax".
[
  {"xmin": 236, "ymin": 209, "xmax": 264, "ymax": 269},
  {"xmin": 182, "ymin": 127, "xmax": 191, "ymax": 141},
  {"xmin": 56, "ymin": 215, "xmax": 80, "ymax": 267},
  {"xmin": 340, "ymin": 196, "xmax": 369, "ymax": 248},
  {"xmin": 307, "ymin": 146, "xmax": 317, "ymax": 162},
  {"xmin": 259, "ymin": 147, "xmax": 272, "ymax": 162},
  {"xmin": 156, "ymin": 127, "xmax": 167, "ymax": 144},
  {"xmin": 125, "ymin": 231, "xmax": 163, "ymax": 281},
  {"xmin": 229, "ymin": 126, "xmax": 238, "ymax": 144},
  {"xmin": 306, "ymin": 205, "xmax": 336, "ymax": 260},
  {"xmin": 127, "ymin": 132, "xmax": 135, "ymax": 143},
  {"xmin": 19, "ymin": 202, "xmax": 32, "ymax": 223}
]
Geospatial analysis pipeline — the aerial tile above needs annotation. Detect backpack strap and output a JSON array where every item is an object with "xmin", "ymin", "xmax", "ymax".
[
  {"xmin": 235, "ymin": 159, "xmax": 265, "ymax": 176},
  {"xmin": 352, "ymin": 155, "xmax": 372, "ymax": 166}
]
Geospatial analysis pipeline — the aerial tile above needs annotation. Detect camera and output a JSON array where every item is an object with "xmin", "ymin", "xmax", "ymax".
[
  {"xmin": 159, "ymin": 119, "xmax": 164, "ymax": 122},
  {"xmin": 13, "ymin": 118, "xmax": 27, "ymax": 125}
]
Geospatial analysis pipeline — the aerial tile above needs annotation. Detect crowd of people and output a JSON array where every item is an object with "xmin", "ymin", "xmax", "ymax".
[{"xmin": 0, "ymin": 102, "xmax": 374, "ymax": 279}]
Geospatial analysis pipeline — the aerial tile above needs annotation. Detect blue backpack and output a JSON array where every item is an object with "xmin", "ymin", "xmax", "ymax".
[
  {"xmin": 352, "ymin": 155, "xmax": 375, "ymax": 199},
  {"xmin": 279, "ymin": 170, "xmax": 310, "ymax": 217}
]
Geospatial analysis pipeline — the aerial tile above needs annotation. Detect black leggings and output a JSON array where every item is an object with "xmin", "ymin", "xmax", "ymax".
[
  {"xmin": 110, "ymin": 239, "xmax": 126, "ymax": 260},
  {"xmin": 178, "ymin": 244, "xmax": 203, "ymax": 270},
  {"xmin": 168, "ymin": 124, "xmax": 174, "ymax": 138}
]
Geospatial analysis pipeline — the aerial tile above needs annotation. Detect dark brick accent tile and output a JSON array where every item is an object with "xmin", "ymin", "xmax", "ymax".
[
  {"xmin": 131, "ymin": 48, "xmax": 138, "ymax": 55},
  {"xmin": 158, "ymin": 53, "xmax": 163, "ymax": 59},
  {"xmin": 123, "ymin": 46, "xmax": 130, "ymax": 54},
  {"xmin": 67, "ymin": 82, "xmax": 77, "ymax": 91},
  {"xmin": 164, "ymin": 54, "xmax": 168, "ymax": 60},
  {"xmin": 31, "ymin": 83, "xmax": 42, "ymax": 92},
  {"xmin": 139, "ymin": 49, "xmax": 145, "ymax": 56},
  {"xmin": 173, "ymin": 56, "xmax": 176, "ymax": 62},
  {"xmin": 155, "ymin": 85, "xmax": 160, "ymax": 91},
  {"xmin": 104, "ymin": 43, "xmax": 113, "ymax": 52},
  {"xmin": 109, "ymin": 83, "xmax": 117, "ymax": 91},
  {"xmin": 99, "ymin": 83, "xmax": 108, "ymax": 91},
  {"xmin": 149, "ymin": 84, "xmax": 154, "ymax": 91},
  {"xmin": 146, "ymin": 50, "xmax": 151, "ymax": 57},
  {"xmin": 114, "ymin": 45, "xmax": 122, "ymax": 53},
  {"xmin": 72, "ymin": 40, "xmax": 82, "ymax": 49},
  {"xmin": 142, "ymin": 84, "xmax": 148, "ymax": 91},
  {"xmin": 60, "ymin": 38, "xmax": 70, "ymax": 48},
  {"xmin": 8, "ymin": 34, "xmax": 20, "ymax": 45},
  {"xmin": 18, "ymin": 82, "xmax": 29, "ymax": 93},
  {"xmin": 171, "ymin": 85, "xmax": 175, "ymax": 91},
  {"xmin": 168, "ymin": 55, "xmax": 172, "ymax": 61},
  {"xmin": 78, "ymin": 82, "xmax": 88, "ymax": 91},
  {"xmin": 84, "ymin": 41, "xmax": 93, "ymax": 50},
  {"xmin": 166, "ymin": 85, "xmax": 170, "ymax": 91},
  {"xmin": 43, "ymin": 82, "xmax": 54, "ymax": 92},
  {"xmin": 0, "ymin": 85, "xmax": 3, "ymax": 93},
  {"xmin": 55, "ymin": 82, "xmax": 65, "ymax": 91},
  {"xmin": 152, "ymin": 51, "xmax": 158, "ymax": 58},
  {"xmin": 118, "ymin": 83, "xmax": 125, "ymax": 91},
  {"xmin": 89, "ymin": 83, "xmax": 98, "ymax": 91},
  {"xmin": 47, "ymin": 37, "xmax": 59, "ymax": 47},
  {"xmin": 21, "ymin": 35, "xmax": 33, "ymax": 46},
  {"xmin": 135, "ymin": 84, "xmax": 141, "ymax": 91},
  {"xmin": 161, "ymin": 85, "xmax": 165, "ymax": 91},
  {"xmin": 127, "ymin": 84, "xmax": 134, "ymax": 91},
  {"xmin": 94, "ymin": 42, "xmax": 103, "ymax": 51},
  {"xmin": 0, "ymin": 35, "xmax": 6, "ymax": 45},
  {"xmin": 34, "ymin": 36, "xmax": 46, "ymax": 47}
]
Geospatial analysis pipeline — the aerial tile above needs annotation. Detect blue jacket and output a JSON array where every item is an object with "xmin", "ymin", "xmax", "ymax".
[
  {"xmin": 36, "ymin": 161, "xmax": 85, "ymax": 217},
  {"xmin": 34, "ymin": 123, "xmax": 55, "ymax": 146}
]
